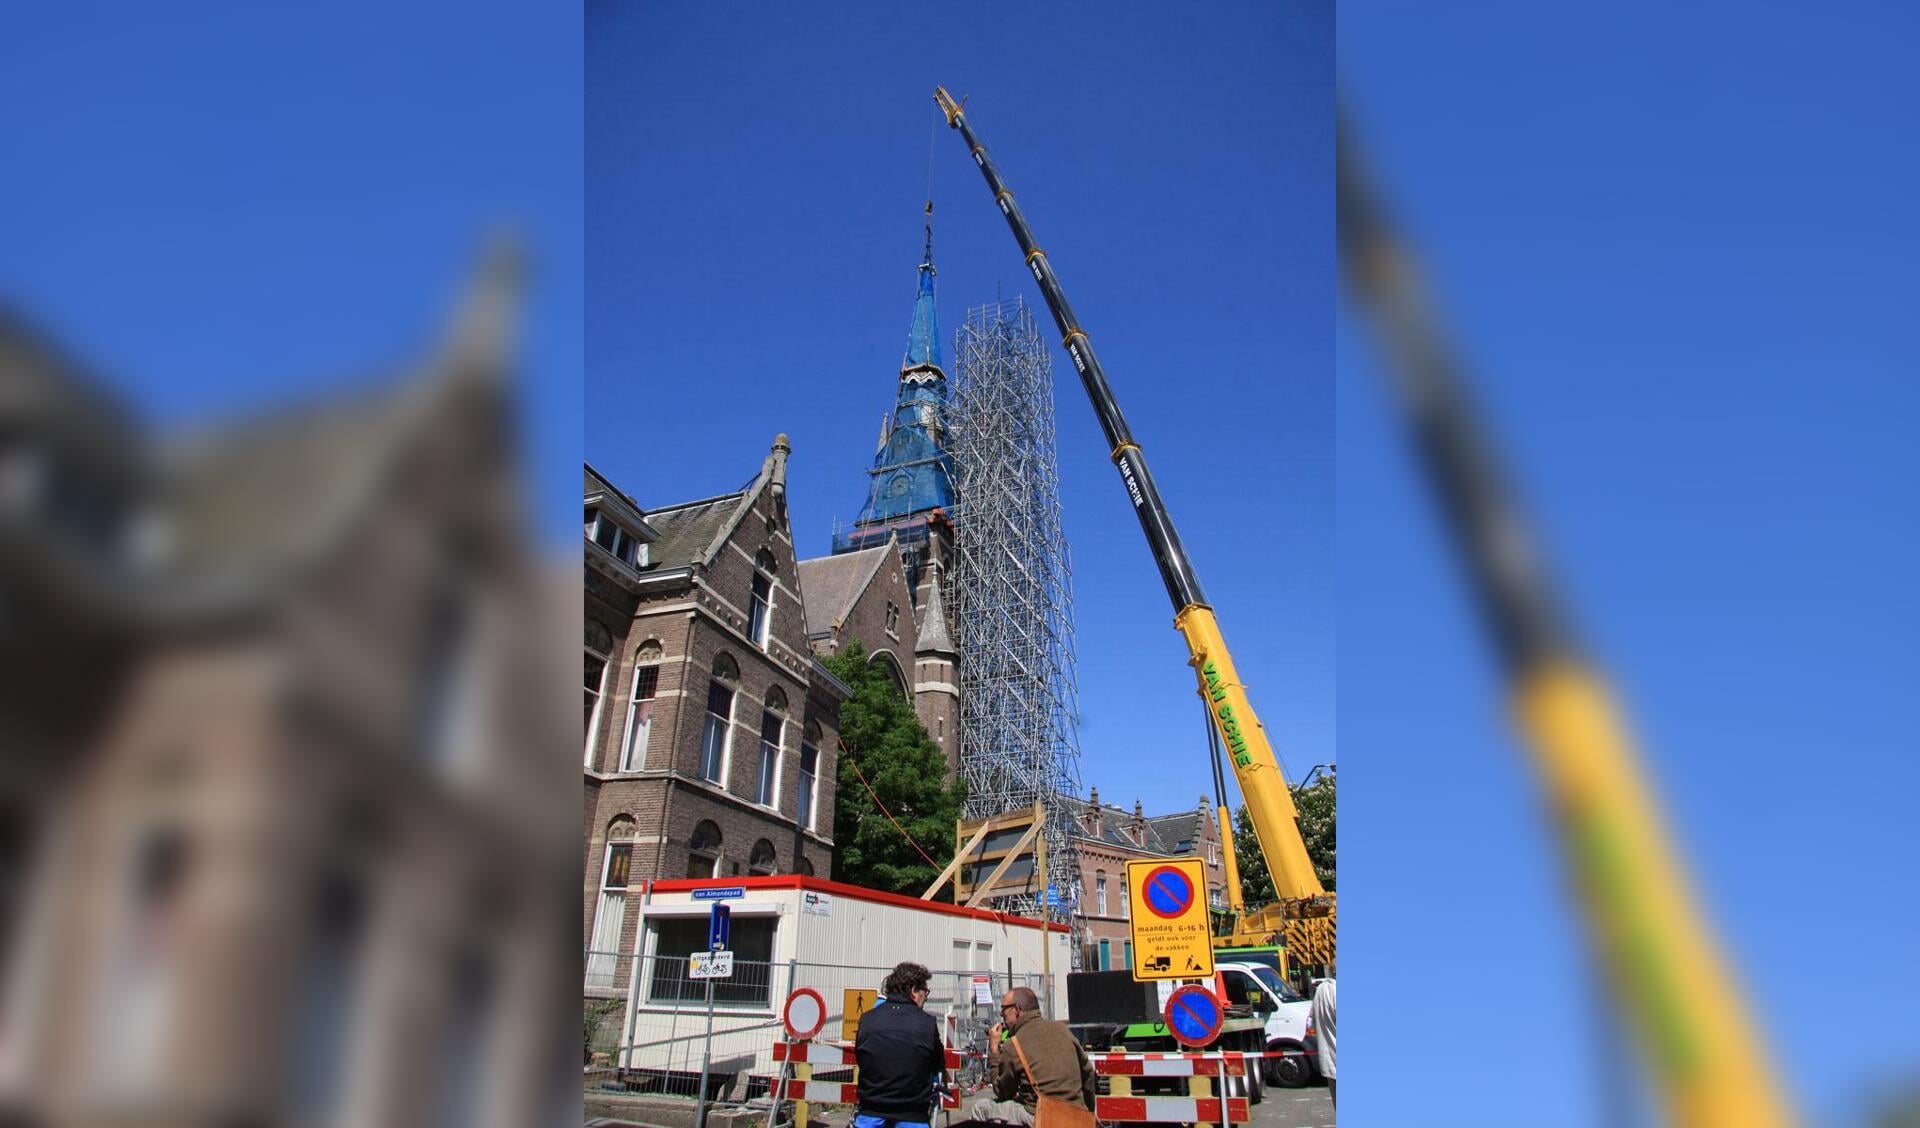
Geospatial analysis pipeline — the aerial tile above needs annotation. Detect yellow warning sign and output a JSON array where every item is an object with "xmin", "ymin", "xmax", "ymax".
[
  {"xmin": 1126, "ymin": 857, "xmax": 1214, "ymax": 981},
  {"xmin": 842, "ymin": 987, "xmax": 879, "ymax": 1041}
]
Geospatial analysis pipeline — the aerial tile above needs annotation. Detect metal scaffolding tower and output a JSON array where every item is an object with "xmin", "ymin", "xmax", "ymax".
[{"xmin": 949, "ymin": 298, "xmax": 1087, "ymax": 962}]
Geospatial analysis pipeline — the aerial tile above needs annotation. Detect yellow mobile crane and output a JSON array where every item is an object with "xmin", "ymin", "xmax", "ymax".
[{"xmin": 933, "ymin": 87, "xmax": 1333, "ymax": 967}]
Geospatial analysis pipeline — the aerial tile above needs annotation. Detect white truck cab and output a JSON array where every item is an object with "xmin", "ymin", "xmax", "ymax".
[{"xmin": 1216, "ymin": 962, "xmax": 1318, "ymax": 1087}]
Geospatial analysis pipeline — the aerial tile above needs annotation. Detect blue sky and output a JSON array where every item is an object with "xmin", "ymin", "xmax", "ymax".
[
  {"xmin": 0, "ymin": 3, "xmax": 582, "ymax": 544},
  {"xmin": 587, "ymin": 3, "xmax": 1334, "ymax": 813},
  {"xmin": 1339, "ymin": 3, "xmax": 1920, "ymax": 1123}
]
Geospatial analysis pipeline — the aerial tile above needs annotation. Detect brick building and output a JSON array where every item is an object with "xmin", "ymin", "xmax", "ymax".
[
  {"xmin": 582, "ymin": 440, "xmax": 852, "ymax": 997},
  {"xmin": 0, "ymin": 248, "xmax": 577, "ymax": 1127},
  {"xmin": 1060, "ymin": 788, "xmax": 1230, "ymax": 971}
]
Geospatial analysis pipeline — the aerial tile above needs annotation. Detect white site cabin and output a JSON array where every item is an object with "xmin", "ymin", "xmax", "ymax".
[{"xmin": 619, "ymin": 875, "xmax": 1071, "ymax": 1088}]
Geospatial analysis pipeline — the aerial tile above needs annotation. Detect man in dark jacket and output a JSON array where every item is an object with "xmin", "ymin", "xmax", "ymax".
[
  {"xmin": 965, "ymin": 987, "xmax": 1096, "ymax": 1125},
  {"xmin": 854, "ymin": 962, "xmax": 948, "ymax": 1128}
]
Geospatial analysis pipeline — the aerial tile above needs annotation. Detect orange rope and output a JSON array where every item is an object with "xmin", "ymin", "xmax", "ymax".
[{"xmin": 842, "ymin": 745, "xmax": 945, "ymax": 869}]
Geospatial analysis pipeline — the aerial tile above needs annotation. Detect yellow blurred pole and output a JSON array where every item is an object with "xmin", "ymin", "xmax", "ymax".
[{"xmin": 1339, "ymin": 122, "xmax": 1794, "ymax": 1127}]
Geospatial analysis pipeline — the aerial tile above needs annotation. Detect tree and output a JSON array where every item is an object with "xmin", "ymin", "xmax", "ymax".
[
  {"xmin": 823, "ymin": 641, "xmax": 966, "ymax": 894},
  {"xmin": 1233, "ymin": 766, "xmax": 1335, "ymax": 904}
]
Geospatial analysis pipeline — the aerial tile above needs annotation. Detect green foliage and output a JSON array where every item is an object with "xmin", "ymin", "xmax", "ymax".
[
  {"xmin": 583, "ymin": 998, "xmax": 622, "ymax": 1063},
  {"xmin": 823, "ymin": 641, "xmax": 966, "ymax": 894},
  {"xmin": 1233, "ymin": 767, "xmax": 1335, "ymax": 905}
]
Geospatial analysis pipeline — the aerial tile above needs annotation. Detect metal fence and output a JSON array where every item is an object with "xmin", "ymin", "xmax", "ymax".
[{"xmin": 585, "ymin": 949, "xmax": 1050, "ymax": 1115}]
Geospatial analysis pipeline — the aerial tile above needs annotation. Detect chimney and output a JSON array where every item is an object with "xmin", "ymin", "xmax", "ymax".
[{"xmin": 763, "ymin": 433, "xmax": 791, "ymax": 504}]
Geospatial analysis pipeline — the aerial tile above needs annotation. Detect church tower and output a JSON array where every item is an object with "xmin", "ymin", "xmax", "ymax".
[{"xmin": 831, "ymin": 207, "xmax": 961, "ymax": 767}]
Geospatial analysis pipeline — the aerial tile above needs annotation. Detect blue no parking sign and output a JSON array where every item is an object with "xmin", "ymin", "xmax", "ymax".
[{"xmin": 1164, "ymin": 984, "xmax": 1224, "ymax": 1048}]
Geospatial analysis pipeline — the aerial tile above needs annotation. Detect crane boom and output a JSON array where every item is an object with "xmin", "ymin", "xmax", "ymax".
[{"xmin": 935, "ymin": 86, "xmax": 1325, "ymax": 904}]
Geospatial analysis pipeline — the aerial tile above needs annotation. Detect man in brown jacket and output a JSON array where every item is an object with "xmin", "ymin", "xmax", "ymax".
[{"xmin": 964, "ymin": 987, "xmax": 1096, "ymax": 1125}]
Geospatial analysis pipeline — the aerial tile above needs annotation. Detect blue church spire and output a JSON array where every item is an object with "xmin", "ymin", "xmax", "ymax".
[
  {"xmin": 903, "ymin": 204, "xmax": 940, "ymax": 372},
  {"xmin": 832, "ymin": 204, "xmax": 957, "ymax": 545}
]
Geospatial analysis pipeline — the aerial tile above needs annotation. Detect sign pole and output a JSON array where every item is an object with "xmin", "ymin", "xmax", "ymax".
[
  {"xmin": 696, "ymin": 974, "xmax": 717, "ymax": 1128},
  {"xmin": 1036, "ymin": 799, "xmax": 1052, "ymax": 1017},
  {"xmin": 1217, "ymin": 1047, "xmax": 1231, "ymax": 1128}
]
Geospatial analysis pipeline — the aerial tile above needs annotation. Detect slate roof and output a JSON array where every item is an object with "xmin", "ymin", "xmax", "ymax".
[
  {"xmin": 640, "ymin": 491, "xmax": 747, "ymax": 571},
  {"xmin": 1055, "ymin": 790, "xmax": 1219, "ymax": 857},
  {"xmin": 795, "ymin": 542, "xmax": 892, "ymax": 636},
  {"xmin": 161, "ymin": 385, "xmax": 401, "ymax": 578},
  {"xmin": 914, "ymin": 573, "xmax": 954, "ymax": 654}
]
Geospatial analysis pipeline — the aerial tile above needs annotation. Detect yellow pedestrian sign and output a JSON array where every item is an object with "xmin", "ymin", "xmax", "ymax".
[{"xmin": 1125, "ymin": 857, "xmax": 1214, "ymax": 981}]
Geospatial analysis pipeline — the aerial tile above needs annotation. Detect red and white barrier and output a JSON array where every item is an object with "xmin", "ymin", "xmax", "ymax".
[
  {"xmin": 773, "ymin": 1040, "xmax": 962, "ymax": 1070},
  {"xmin": 764, "ymin": 1039, "xmax": 961, "ymax": 1111},
  {"xmin": 1096, "ymin": 1095, "xmax": 1251, "ymax": 1123}
]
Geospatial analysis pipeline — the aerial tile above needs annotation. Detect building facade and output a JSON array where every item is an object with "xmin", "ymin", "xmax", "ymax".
[
  {"xmin": 1062, "ymin": 789, "xmax": 1230, "ymax": 971},
  {"xmin": 0, "ymin": 249, "xmax": 577, "ymax": 1128},
  {"xmin": 582, "ymin": 440, "xmax": 851, "ymax": 998}
]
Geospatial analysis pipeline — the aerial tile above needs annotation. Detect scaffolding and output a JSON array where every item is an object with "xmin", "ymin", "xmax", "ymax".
[{"xmin": 948, "ymin": 298, "xmax": 1087, "ymax": 964}]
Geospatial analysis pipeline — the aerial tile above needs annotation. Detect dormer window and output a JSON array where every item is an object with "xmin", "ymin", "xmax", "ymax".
[{"xmin": 585, "ymin": 507, "xmax": 642, "ymax": 567}]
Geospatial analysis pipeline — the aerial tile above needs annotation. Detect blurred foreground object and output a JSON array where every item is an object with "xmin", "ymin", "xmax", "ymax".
[
  {"xmin": 0, "ymin": 245, "xmax": 579, "ymax": 1127},
  {"xmin": 1337, "ymin": 130, "xmax": 1794, "ymax": 1127}
]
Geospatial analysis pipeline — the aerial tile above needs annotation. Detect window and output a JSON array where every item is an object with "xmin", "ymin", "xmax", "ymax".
[
  {"xmin": 1120, "ymin": 880, "xmax": 1129, "ymax": 920},
  {"xmin": 587, "ymin": 830, "xmax": 633, "ymax": 989},
  {"xmin": 748, "ymin": 839, "xmax": 776, "ymax": 876},
  {"xmin": 646, "ymin": 915, "xmax": 776, "ymax": 1007},
  {"xmin": 699, "ymin": 660, "xmax": 735, "ymax": 784},
  {"xmin": 1098, "ymin": 939, "xmax": 1111, "ymax": 970},
  {"xmin": 620, "ymin": 664, "xmax": 659, "ymax": 772},
  {"xmin": 1209, "ymin": 885, "xmax": 1225, "ymax": 912},
  {"xmin": 583, "ymin": 637, "xmax": 610, "ymax": 769},
  {"xmin": 1208, "ymin": 839, "xmax": 1218, "ymax": 867},
  {"xmin": 1122, "ymin": 940, "xmax": 1132, "ymax": 969},
  {"xmin": 1095, "ymin": 872, "xmax": 1108, "ymax": 916},
  {"xmin": 585, "ymin": 508, "xmax": 641, "ymax": 567},
  {"xmin": 797, "ymin": 725, "xmax": 821, "ymax": 831},
  {"xmin": 796, "ymin": 856, "xmax": 814, "ymax": 876},
  {"xmin": 756, "ymin": 710, "xmax": 782, "ymax": 807},
  {"xmin": 687, "ymin": 820, "xmax": 723, "ymax": 879},
  {"xmin": 884, "ymin": 601, "xmax": 900, "ymax": 635},
  {"xmin": 749, "ymin": 572, "xmax": 773, "ymax": 648}
]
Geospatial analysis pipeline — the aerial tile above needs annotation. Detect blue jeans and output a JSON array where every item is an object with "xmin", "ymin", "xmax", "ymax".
[{"xmin": 854, "ymin": 1116, "xmax": 930, "ymax": 1128}]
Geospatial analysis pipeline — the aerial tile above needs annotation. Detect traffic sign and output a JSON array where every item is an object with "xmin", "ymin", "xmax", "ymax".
[
  {"xmin": 1141, "ymin": 865, "xmax": 1194, "ymax": 919},
  {"xmin": 1164, "ymin": 984, "xmax": 1225, "ymax": 1048},
  {"xmin": 708, "ymin": 902, "xmax": 731, "ymax": 951},
  {"xmin": 690, "ymin": 950, "xmax": 734, "ymax": 980},
  {"xmin": 1046, "ymin": 883, "xmax": 1061, "ymax": 908},
  {"xmin": 1125, "ymin": 857, "xmax": 1214, "ymax": 981},
  {"xmin": 693, "ymin": 886, "xmax": 745, "ymax": 901},
  {"xmin": 782, "ymin": 987, "xmax": 827, "ymax": 1040}
]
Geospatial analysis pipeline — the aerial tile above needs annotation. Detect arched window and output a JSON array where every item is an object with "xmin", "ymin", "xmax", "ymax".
[
  {"xmin": 868, "ymin": 650, "xmax": 909, "ymax": 700},
  {"xmin": 621, "ymin": 640, "xmax": 664, "ymax": 772},
  {"xmin": 587, "ymin": 816, "xmax": 637, "ymax": 988},
  {"xmin": 688, "ymin": 820, "xmax": 723, "ymax": 879},
  {"xmin": 797, "ymin": 721, "xmax": 822, "ymax": 832},
  {"xmin": 748, "ymin": 839, "xmax": 777, "ymax": 876},
  {"xmin": 796, "ymin": 856, "xmax": 815, "ymax": 877},
  {"xmin": 756, "ymin": 688, "xmax": 785, "ymax": 808},
  {"xmin": 699, "ymin": 656, "xmax": 737, "ymax": 784}
]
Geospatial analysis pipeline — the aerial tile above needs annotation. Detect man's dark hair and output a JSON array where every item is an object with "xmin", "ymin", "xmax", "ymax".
[
  {"xmin": 1007, "ymin": 986, "xmax": 1039, "ymax": 1012},
  {"xmin": 882, "ymin": 961, "xmax": 932, "ymax": 999}
]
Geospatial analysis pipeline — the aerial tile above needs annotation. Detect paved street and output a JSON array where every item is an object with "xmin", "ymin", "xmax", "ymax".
[{"xmin": 1255, "ymin": 1082, "xmax": 1335, "ymax": 1128}]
